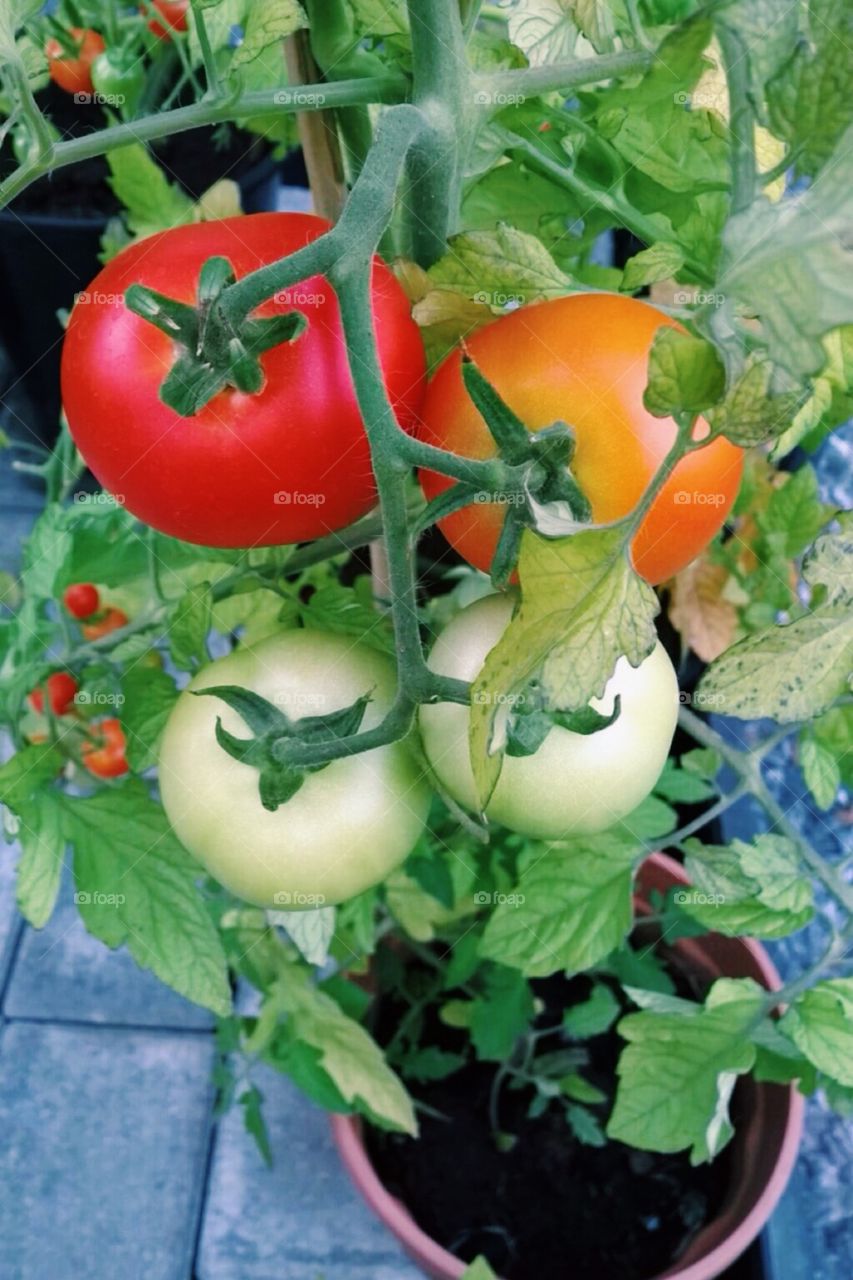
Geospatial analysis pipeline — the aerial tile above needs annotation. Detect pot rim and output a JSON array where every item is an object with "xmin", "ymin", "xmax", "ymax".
[{"xmin": 330, "ymin": 851, "xmax": 805, "ymax": 1280}]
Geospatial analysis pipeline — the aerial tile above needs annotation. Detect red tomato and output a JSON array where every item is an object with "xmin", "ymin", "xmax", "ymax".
[
  {"xmin": 63, "ymin": 582, "xmax": 101, "ymax": 619},
  {"xmin": 81, "ymin": 606, "xmax": 129, "ymax": 641},
  {"xmin": 45, "ymin": 27, "xmax": 105, "ymax": 96},
  {"xmin": 145, "ymin": 0, "xmax": 189, "ymax": 39},
  {"xmin": 28, "ymin": 672, "xmax": 79, "ymax": 717},
  {"xmin": 418, "ymin": 294, "xmax": 744, "ymax": 585},
  {"xmin": 61, "ymin": 214, "xmax": 426, "ymax": 548},
  {"xmin": 82, "ymin": 718, "xmax": 129, "ymax": 778}
]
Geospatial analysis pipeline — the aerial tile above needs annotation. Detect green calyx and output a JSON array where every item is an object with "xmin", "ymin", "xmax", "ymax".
[
  {"xmin": 461, "ymin": 357, "xmax": 594, "ymax": 588},
  {"xmin": 193, "ymin": 684, "xmax": 371, "ymax": 811},
  {"xmin": 124, "ymin": 256, "xmax": 307, "ymax": 416}
]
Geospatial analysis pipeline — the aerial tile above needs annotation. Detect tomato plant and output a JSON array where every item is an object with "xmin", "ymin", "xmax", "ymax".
[
  {"xmin": 418, "ymin": 296, "xmax": 744, "ymax": 585},
  {"xmin": 1, "ymin": 0, "xmax": 852, "ymax": 1221},
  {"xmin": 420, "ymin": 594, "xmax": 678, "ymax": 837},
  {"xmin": 45, "ymin": 27, "xmax": 104, "ymax": 97},
  {"xmin": 61, "ymin": 214, "xmax": 426, "ymax": 548},
  {"xmin": 159, "ymin": 629, "xmax": 430, "ymax": 907}
]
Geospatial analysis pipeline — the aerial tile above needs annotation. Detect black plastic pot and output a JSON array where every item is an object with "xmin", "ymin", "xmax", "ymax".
[{"xmin": 0, "ymin": 140, "xmax": 283, "ymax": 444}]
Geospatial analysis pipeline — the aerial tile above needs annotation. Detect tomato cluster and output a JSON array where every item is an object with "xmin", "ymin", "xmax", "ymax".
[{"xmin": 60, "ymin": 216, "xmax": 746, "ymax": 908}]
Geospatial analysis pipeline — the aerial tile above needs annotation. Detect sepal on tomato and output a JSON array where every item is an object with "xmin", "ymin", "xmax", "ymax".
[
  {"xmin": 125, "ymin": 257, "xmax": 307, "ymax": 416},
  {"xmin": 195, "ymin": 684, "xmax": 371, "ymax": 813}
]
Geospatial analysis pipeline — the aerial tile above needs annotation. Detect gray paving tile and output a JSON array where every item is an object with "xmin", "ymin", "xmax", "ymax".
[
  {"xmin": 197, "ymin": 1065, "xmax": 423, "ymax": 1280},
  {"xmin": 0, "ymin": 839, "xmax": 23, "ymax": 995},
  {"xmin": 0, "ymin": 1021, "xmax": 214, "ymax": 1280},
  {"xmin": 4, "ymin": 871, "xmax": 213, "ymax": 1029}
]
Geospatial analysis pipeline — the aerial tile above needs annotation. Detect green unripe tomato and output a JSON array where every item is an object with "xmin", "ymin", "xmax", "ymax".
[
  {"xmin": 159, "ymin": 630, "xmax": 431, "ymax": 909},
  {"xmin": 91, "ymin": 49, "xmax": 145, "ymax": 116},
  {"xmin": 420, "ymin": 594, "xmax": 679, "ymax": 839}
]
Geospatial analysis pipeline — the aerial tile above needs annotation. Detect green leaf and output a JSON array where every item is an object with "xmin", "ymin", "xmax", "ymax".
[
  {"xmin": 106, "ymin": 145, "xmax": 194, "ymax": 239},
  {"xmin": 66, "ymin": 784, "xmax": 231, "ymax": 1015},
  {"xmin": 470, "ymin": 527, "xmax": 658, "ymax": 807},
  {"xmin": 0, "ymin": 744, "xmax": 62, "ymax": 814},
  {"xmin": 232, "ymin": 0, "xmax": 306, "ymax": 67},
  {"xmin": 120, "ymin": 666, "xmax": 179, "ymax": 772},
  {"xmin": 780, "ymin": 979, "xmax": 853, "ymax": 1087},
  {"xmin": 621, "ymin": 243, "xmax": 685, "ymax": 292},
  {"xmin": 566, "ymin": 1102, "xmax": 607, "ymax": 1147},
  {"xmin": 398, "ymin": 1047, "xmax": 466, "ymax": 1083},
  {"xmin": 811, "ymin": 705, "xmax": 853, "ymax": 789},
  {"xmin": 644, "ymin": 329, "xmax": 726, "ymax": 420},
  {"xmin": 269, "ymin": 974, "xmax": 417, "ymax": 1134},
  {"xmin": 427, "ymin": 224, "xmax": 573, "ymax": 309},
  {"xmin": 15, "ymin": 790, "xmax": 66, "ymax": 928},
  {"xmin": 562, "ymin": 983, "xmax": 621, "ymax": 1039},
  {"xmin": 653, "ymin": 759, "xmax": 716, "ymax": 804},
  {"xmin": 803, "ymin": 527, "xmax": 853, "ymax": 605},
  {"xmin": 507, "ymin": 0, "xmax": 579, "ymax": 65},
  {"xmin": 559, "ymin": 1072, "xmax": 607, "ymax": 1104},
  {"xmin": 680, "ymin": 836, "xmax": 814, "ymax": 939},
  {"xmin": 479, "ymin": 833, "xmax": 638, "ymax": 978},
  {"xmin": 239, "ymin": 1085, "xmax": 273, "ymax": 1166},
  {"xmin": 719, "ymin": 125, "xmax": 853, "ymax": 380},
  {"xmin": 799, "ymin": 736, "xmax": 841, "ymax": 811},
  {"xmin": 602, "ymin": 944, "xmax": 676, "ymax": 997},
  {"xmin": 614, "ymin": 794, "xmax": 677, "ymax": 841},
  {"xmin": 608, "ymin": 978, "xmax": 762, "ymax": 1163},
  {"xmin": 460, "ymin": 1258, "xmax": 499, "ymax": 1280},
  {"xmin": 470, "ymin": 964, "xmax": 534, "ymax": 1060},
  {"xmin": 268, "ymin": 906, "xmax": 336, "ymax": 967},
  {"xmin": 757, "ymin": 464, "xmax": 831, "ymax": 559},
  {"xmin": 705, "ymin": 357, "xmax": 804, "ymax": 447},
  {"xmin": 698, "ymin": 607, "xmax": 852, "ymax": 723},
  {"xmin": 766, "ymin": 0, "xmax": 853, "ymax": 178},
  {"xmin": 169, "ymin": 583, "xmax": 212, "ymax": 671}
]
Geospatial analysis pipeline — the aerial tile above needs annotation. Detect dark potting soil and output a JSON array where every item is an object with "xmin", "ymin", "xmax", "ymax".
[
  {"xmin": 366, "ymin": 958, "xmax": 738, "ymax": 1280},
  {"xmin": 1, "ymin": 83, "xmax": 270, "ymax": 217}
]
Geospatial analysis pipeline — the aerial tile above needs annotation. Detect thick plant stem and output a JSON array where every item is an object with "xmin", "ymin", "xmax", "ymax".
[{"xmin": 406, "ymin": 0, "xmax": 470, "ymax": 265}]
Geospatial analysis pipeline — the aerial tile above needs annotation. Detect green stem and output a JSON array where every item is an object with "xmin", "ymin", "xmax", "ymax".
[
  {"xmin": 189, "ymin": 0, "xmax": 220, "ymax": 96},
  {"xmin": 0, "ymin": 75, "xmax": 407, "ymax": 210},
  {"xmin": 507, "ymin": 136, "xmax": 714, "ymax": 285},
  {"xmin": 717, "ymin": 25, "xmax": 755, "ymax": 216},
  {"xmin": 484, "ymin": 49, "xmax": 651, "ymax": 99},
  {"xmin": 406, "ymin": 0, "xmax": 470, "ymax": 265},
  {"xmin": 678, "ymin": 705, "xmax": 853, "ymax": 915}
]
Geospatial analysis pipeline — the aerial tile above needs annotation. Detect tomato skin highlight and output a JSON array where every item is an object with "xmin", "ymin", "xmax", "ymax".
[
  {"xmin": 420, "ymin": 594, "xmax": 679, "ymax": 839},
  {"xmin": 418, "ymin": 294, "xmax": 743, "ymax": 585},
  {"xmin": 61, "ymin": 214, "xmax": 426, "ymax": 548},
  {"xmin": 28, "ymin": 672, "xmax": 80, "ymax": 717},
  {"xmin": 81, "ymin": 606, "xmax": 129, "ymax": 641},
  {"xmin": 45, "ymin": 28, "xmax": 105, "ymax": 96},
  {"xmin": 159, "ymin": 630, "xmax": 431, "ymax": 908},
  {"xmin": 63, "ymin": 582, "xmax": 100, "ymax": 619},
  {"xmin": 82, "ymin": 718, "xmax": 129, "ymax": 778},
  {"xmin": 146, "ymin": 0, "xmax": 189, "ymax": 38}
]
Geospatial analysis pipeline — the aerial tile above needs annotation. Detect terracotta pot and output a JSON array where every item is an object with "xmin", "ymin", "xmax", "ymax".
[{"xmin": 330, "ymin": 852, "xmax": 804, "ymax": 1280}]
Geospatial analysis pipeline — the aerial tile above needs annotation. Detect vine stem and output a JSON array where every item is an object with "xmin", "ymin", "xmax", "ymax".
[
  {"xmin": 406, "ymin": 0, "xmax": 470, "ymax": 265},
  {"xmin": 506, "ymin": 135, "xmax": 715, "ymax": 285},
  {"xmin": 0, "ymin": 77, "xmax": 406, "ymax": 208},
  {"xmin": 678, "ymin": 705, "xmax": 853, "ymax": 916},
  {"xmin": 717, "ymin": 25, "xmax": 756, "ymax": 215}
]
